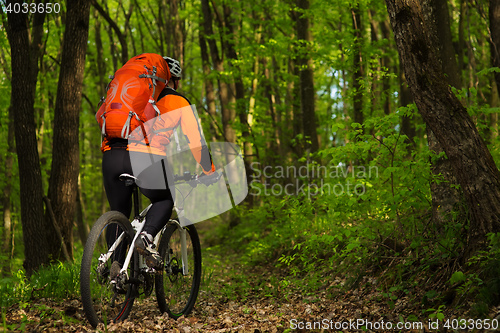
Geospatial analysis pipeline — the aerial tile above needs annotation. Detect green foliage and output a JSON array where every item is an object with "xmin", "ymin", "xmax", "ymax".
[
  {"xmin": 1, "ymin": 0, "xmax": 500, "ymax": 326},
  {"xmin": 0, "ymin": 260, "xmax": 80, "ymax": 310},
  {"xmin": 449, "ymin": 233, "xmax": 500, "ymax": 316},
  {"xmin": 212, "ymin": 107, "xmax": 436, "ymax": 296}
]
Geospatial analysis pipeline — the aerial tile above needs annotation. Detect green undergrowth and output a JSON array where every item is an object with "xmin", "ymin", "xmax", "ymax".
[
  {"xmin": 206, "ymin": 200, "xmax": 500, "ymax": 322},
  {"xmin": 0, "ymin": 256, "xmax": 80, "ymax": 331},
  {"xmin": 0, "ymin": 259, "xmax": 81, "ymax": 316},
  {"xmin": 204, "ymin": 109, "xmax": 500, "ymax": 320}
]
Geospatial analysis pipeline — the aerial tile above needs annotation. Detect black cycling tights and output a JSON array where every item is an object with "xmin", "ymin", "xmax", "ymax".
[{"xmin": 102, "ymin": 149, "xmax": 174, "ymax": 262}]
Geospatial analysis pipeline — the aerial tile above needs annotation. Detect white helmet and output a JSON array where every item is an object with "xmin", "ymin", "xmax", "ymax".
[{"xmin": 163, "ymin": 56, "xmax": 182, "ymax": 79}]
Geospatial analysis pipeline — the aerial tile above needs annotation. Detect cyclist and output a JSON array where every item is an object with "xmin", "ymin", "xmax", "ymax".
[{"xmin": 101, "ymin": 56, "xmax": 214, "ymax": 270}]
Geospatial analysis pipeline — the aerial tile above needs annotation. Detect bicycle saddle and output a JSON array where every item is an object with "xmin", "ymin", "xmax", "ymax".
[{"xmin": 119, "ymin": 173, "xmax": 139, "ymax": 186}]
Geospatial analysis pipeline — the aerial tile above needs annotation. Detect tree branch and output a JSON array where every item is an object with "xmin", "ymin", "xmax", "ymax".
[{"xmin": 91, "ymin": 0, "xmax": 128, "ymax": 64}]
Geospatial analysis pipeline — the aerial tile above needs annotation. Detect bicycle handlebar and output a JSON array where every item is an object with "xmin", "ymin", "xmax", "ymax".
[
  {"xmin": 173, "ymin": 171, "xmax": 221, "ymax": 187},
  {"xmin": 119, "ymin": 171, "xmax": 221, "ymax": 188}
]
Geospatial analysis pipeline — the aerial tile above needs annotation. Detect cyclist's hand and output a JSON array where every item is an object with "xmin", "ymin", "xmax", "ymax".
[{"xmin": 198, "ymin": 171, "xmax": 220, "ymax": 186}]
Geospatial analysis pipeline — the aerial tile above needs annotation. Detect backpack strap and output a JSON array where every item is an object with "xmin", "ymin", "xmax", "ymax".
[
  {"xmin": 121, "ymin": 111, "xmax": 142, "ymax": 139},
  {"xmin": 106, "ymin": 75, "xmax": 115, "ymax": 91},
  {"xmin": 100, "ymin": 114, "xmax": 107, "ymax": 136},
  {"xmin": 138, "ymin": 66, "xmax": 167, "ymax": 84},
  {"xmin": 139, "ymin": 65, "xmax": 167, "ymax": 101},
  {"xmin": 139, "ymin": 65, "xmax": 167, "ymax": 126},
  {"xmin": 173, "ymin": 130, "xmax": 181, "ymax": 152},
  {"xmin": 148, "ymin": 98, "xmax": 162, "ymax": 119}
]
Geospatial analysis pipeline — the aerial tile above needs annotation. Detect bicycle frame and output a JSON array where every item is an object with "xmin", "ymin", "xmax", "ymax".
[
  {"xmin": 82, "ymin": 171, "xmax": 207, "ymax": 327},
  {"xmin": 103, "ymin": 176, "xmax": 191, "ymax": 281}
]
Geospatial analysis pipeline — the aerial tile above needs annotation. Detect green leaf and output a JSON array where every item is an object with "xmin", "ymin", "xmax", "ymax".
[{"xmin": 449, "ymin": 271, "xmax": 466, "ymax": 284}]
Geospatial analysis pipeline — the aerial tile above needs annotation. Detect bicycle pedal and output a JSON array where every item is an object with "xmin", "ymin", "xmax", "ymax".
[
  {"xmin": 145, "ymin": 256, "xmax": 164, "ymax": 272},
  {"xmin": 145, "ymin": 267, "xmax": 161, "ymax": 276}
]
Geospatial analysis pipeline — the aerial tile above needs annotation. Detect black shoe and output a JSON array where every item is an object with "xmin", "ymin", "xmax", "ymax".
[{"xmin": 135, "ymin": 232, "xmax": 163, "ymax": 270}]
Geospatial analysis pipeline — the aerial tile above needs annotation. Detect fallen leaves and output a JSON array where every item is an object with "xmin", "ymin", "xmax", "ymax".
[{"xmin": 3, "ymin": 251, "xmax": 477, "ymax": 333}]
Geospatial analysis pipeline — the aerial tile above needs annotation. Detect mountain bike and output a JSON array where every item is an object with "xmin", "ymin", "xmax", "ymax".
[{"xmin": 80, "ymin": 171, "xmax": 219, "ymax": 328}]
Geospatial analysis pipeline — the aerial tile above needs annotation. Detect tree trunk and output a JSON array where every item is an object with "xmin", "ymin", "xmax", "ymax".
[
  {"xmin": 46, "ymin": 0, "xmax": 91, "ymax": 260},
  {"xmin": 351, "ymin": 5, "xmax": 364, "ymax": 140},
  {"xmin": 490, "ymin": 0, "xmax": 500, "ymax": 96},
  {"xmin": 381, "ymin": 19, "xmax": 393, "ymax": 116},
  {"xmin": 385, "ymin": 0, "xmax": 500, "ymax": 252},
  {"xmin": 76, "ymin": 175, "xmax": 89, "ymax": 245},
  {"xmin": 91, "ymin": 0, "xmax": 130, "ymax": 65},
  {"xmin": 221, "ymin": 3, "xmax": 253, "ymax": 185},
  {"xmin": 199, "ymin": 30, "xmax": 220, "ymax": 140},
  {"xmin": 200, "ymin": 0, "xmax": 236, "ymax": 143},
  {"xmin": 399, "ymin": 64, "xmax": 417, "ymax": 146},
  {"xmin": 6, "ymin": 1, "xmax": 48, "ymax": 276},
  {"xmin": 369, "ymin": 11, "xmax": 392, "ymax": 116},
  {"xmin": 94, "ymin": 8, "xmax": 106, "ymax": 97},
  {"xmin": 289, "ymin": 56, "xmax": 303, "ymax": 158},
  {"xmin": 420, "ymin": 0, "xmax": 465, "ymax": 227},
  {"xmin": 294, "ymin": 0, "xmax": 319, "ymax": 154},
  {"xmin": 2, "ymin": 105, "xmax": 15, "ymax": 265},
  {"xmin": 170, "ymin": 0, "xmax": 184, "ymax": 63}
]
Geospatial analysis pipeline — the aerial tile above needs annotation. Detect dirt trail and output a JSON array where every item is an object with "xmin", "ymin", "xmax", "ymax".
[
  {"xmin": 3, "ymin": 258, "xmax": 439, "ymax": 333},
  {"xmin": 3, "ymin": 243, "xmax": 477, "ymax": 332},
  {"xmin": 5, "ymin": 283, "xmax": 402, "ymax": 332}
]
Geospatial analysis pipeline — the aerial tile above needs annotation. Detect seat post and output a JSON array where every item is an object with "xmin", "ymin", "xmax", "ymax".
[{"xmin": 132, "ymin": 185, "xmax": 140, "ymax": 218}]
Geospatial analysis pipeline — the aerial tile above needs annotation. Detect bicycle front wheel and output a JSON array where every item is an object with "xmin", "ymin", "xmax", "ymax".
[
  {"xmin": 80, "ymin": 211, "xmax": 138, "ymax": 328},
  {"xmin": 155, "ymin": 220, "xmax": 202, "ymax": 319}
]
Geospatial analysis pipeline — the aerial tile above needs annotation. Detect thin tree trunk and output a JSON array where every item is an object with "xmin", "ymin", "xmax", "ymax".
[
  {"xmin": 490, "ymin": 80, "xmax": 499, "ymax": 141},
  {"xmin": 369, "ymin": 11, "xmax": 383, "ymax": 116},
  {"xmin": 199, "ymin": 30, "xmax": 219, "ymax": 140},
  {"xmin": 490, "ymin": 0, "xmax": 500, "ymax": 96},
  {"xmin": 94, "ymin": 8, "xmax": 106, "ymax": 97},
  {"xmin": 490, "ymin": 0, "xmax": 500, "ymax": 142},
  {"xmin": 76, "ymin": 175, "xmax": 89, "ymax": 245},
  {"xmin": 170, "ymin": 0, "xmax": 184, "ymax": 63},
  {"xmin": 399, "ymin": 64, "xmax": 416, "ymax": 146},
  {"xmin": 294, "ymin": 0, "xmax": 319, "ymax": 154},
  {"xmin": 351, "ymin": 5, "xmax": 364, "ymax": 134},
  {"xmin": 2, "ymin": 105, "xmax": 15, "ymax": 260},
  {"xmin": 272, "ymin": 56, "xmax": 289, "ymax": 161},
  {"xmin": 289, "ymin": 56, "xmax": 302, "ymax": 158},
  {"xmin": 381, "ymin": 19, "xmax": 393, "ymax": 116},
  {"xmin": 201, "ymin": 0, "xmax": 236, "ymax": 143},
  {"xmin": 91, "ymin": 0, "xmax": 131, "ymax": 65},
  {"xmin": 221, "ymin": 3, "xmax": 252, "ymax": 184}
]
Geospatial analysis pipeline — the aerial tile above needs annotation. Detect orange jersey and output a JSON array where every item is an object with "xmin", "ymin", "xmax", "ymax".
[{"xmin": 127, "ymin": 88, "xmax": 215, "ymax": 174}]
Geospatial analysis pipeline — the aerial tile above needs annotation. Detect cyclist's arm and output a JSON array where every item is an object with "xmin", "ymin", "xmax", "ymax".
[
  {"xmin": 154, "ymin": 92, "xmax": 215, "ymax": 174},
  {"xmin": 180, "ymin": 105, "xmax": 215, "ymax": 174}
]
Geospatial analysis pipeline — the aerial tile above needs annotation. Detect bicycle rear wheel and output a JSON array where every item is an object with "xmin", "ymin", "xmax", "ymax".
[
  {"xmin": 80, "ymin": 211, "xmax": 138, "ymax": 328},
  {"xmin": 155, "ymin": 220, "xmax": 202, "ymax": 319}
]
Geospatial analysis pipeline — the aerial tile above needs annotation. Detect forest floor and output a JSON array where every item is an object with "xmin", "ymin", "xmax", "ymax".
[
  {"xmin": 3, "ymin": 262, "xmax": 433, "ymax": 333},
  {"xmin": 3, "ymin": 258, "xmax": 488, "ymax": 333},
  {"xmin": 2, "ymin": 233, "xmax": 495, "ymax": 333}
]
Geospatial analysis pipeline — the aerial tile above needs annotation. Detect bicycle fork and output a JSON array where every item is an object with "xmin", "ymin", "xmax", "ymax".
[
  {"xmin": 179, "ymin": 226, "xmax": 189, "ymax": 275},
  {"xmin": 159, "ymin": 220, "xmax": 190, "ymax": 276}
]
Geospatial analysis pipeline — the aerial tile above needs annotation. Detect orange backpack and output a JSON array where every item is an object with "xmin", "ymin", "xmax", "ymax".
[{"xmin": 96, "ymin": 53, "xmax": 171, "ymax": 140}]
